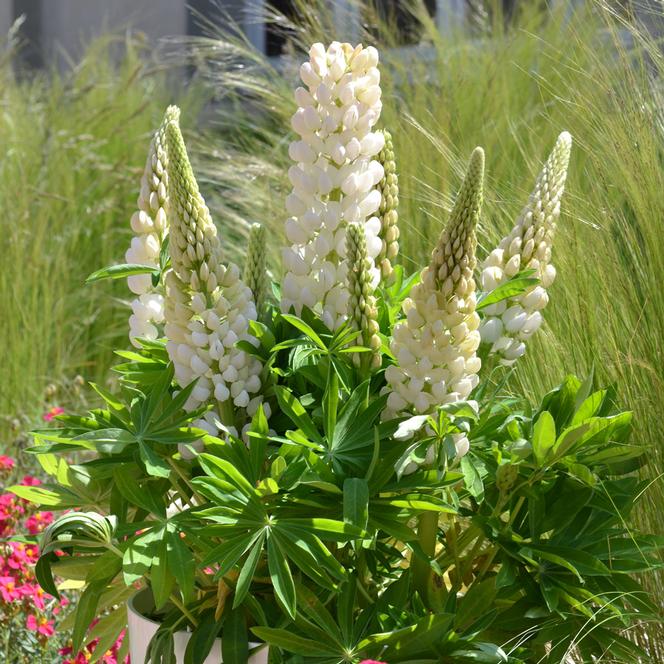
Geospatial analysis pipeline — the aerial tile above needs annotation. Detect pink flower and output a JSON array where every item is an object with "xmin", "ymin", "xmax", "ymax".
[
  {"xmin": 25, "ymin": 510, "xmax": 53, "ymax": 534},
  {"xmin": 20, "ymin": 475, "xmax": 41, "ymax": 486},
  {"xmin": 0, "ymin": 455, "xmax": 15, "ymax": 471},
  {"xmin": 6, "ymin": 541, "xmax": 39, "ymax": 569},
  {"xmin": 60, "ymin": 628, "xmax": 127, "ymax": 663},
  {"xmin": 20, "ymin": 582, "xmax": 50, "ymax": 610},
  {"xmin": 0, "ymin": 492, "xmax": 24, "ymax": 519},
  {"xmin": 42, "ymin": 406, "xmax": 64, "ymax": 422},
  {"xmin": 0, "ymin": 575, "xmax": 21, "ymax": 602},
  {"xmin": 26, "ymin": 613, "xmax": 55, "ymax": 636},
  {"xmin": 360, "ymin": 661, "xmax": 387, "ymax": 664}
]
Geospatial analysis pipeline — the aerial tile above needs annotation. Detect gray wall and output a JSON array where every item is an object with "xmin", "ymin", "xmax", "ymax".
[
  {"xmin": 0, "ymin": 1, "xmax": 13, "ymax": 37},
  {"xmin": 40, "ymin": 0, "xmax": 187, "ymax": 54},
  {"xmin": 5, "ymin": 0, "xmax": 190, "ymax": 66}
]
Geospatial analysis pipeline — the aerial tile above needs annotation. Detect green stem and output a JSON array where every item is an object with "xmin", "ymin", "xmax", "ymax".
[
  {"xmin": 435, "ymin": 522, "xmax": 482, "ymax": 568},
  {"xmin": 220, "ymin": 399, "xmax": 237, "ymax": 431},
  {"xmin": 461, "ymin": 532, "xmax": 486, "ymax": 580},
  {"xmin": 412, "ymin": 511, "xmax": 439, "ymax": 601},
  {"xmin": 167, "ymin": 458, "xmax": 201, "ymax": 506},
  {"xmin": 169, "ymin": 592, "xmax": 199, "ymax": 628},
  {"xmin": 475, "ymin": 495, "xmax": 526, "ymax": 582}
]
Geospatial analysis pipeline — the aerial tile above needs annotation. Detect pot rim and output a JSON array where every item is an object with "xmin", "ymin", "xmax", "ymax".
[
  {"xmin": 127, "ymin": 587, "xmax": 266, "ymax": 651},
  {"xmin": 127, "ymin": 587, "xmax": 163, "ymax": 627}
]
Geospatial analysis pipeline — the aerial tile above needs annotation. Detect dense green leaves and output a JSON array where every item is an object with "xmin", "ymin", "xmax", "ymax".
[{"xmin": 20, "ymin": 296, "xmax": 659, "ymax": 664}]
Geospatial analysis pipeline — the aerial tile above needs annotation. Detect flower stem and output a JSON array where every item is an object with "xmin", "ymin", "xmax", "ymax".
[{"xmin": 412, "ymin": 511, "xmax": 438, "ymax": 602}]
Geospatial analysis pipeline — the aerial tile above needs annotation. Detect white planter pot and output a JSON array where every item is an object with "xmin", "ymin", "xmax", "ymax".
[{"xmin": 127, "ymin": 589, "xmax": 268, "ymax": 663}]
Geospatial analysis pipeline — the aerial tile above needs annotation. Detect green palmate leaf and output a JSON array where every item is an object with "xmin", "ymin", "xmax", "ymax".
[
  {"xmin": 35, "ymin": 556, "xmax": 60, "ymax": 599},
  {"xmin": 85, "ymin": 263, "xmax": 158, "ymax": 284},
  {"xmin": 533, "ymin": 410, "xmax": 556, "ymax": 466},
  {"xmin": 477, "ymin": 269, "xmax": 538, "ymax": 310},
  {"xmin": 323, "ymin": 365, "xmax": 339, "ymax": 442},
  {"xmin": 251, "ymin": 628, "xmax": 340, "ymax": 657},
  {"xmin": 572, "ymin": 389, "xmax": 607, "ymax": 424},
  {"xmin": 247, "ymin": 404, "xmax": 269, "ymax": 484},
  {"xmin": 9, "ymin": 484, "xmax": 82, "ymax": 508},
  {"xmin": 74, "ymin": 428, "xmax": 136, "ymax": 454},
  {"xmin": 552, "ymin": 421, "xmax": 592, "ymax": 459},
  {"xmin": 296, "ymin": 586, "xmax": 343, "ymax": 640},
  {"xmin": 202, "ymin": 534, "xmax": 260, "ymax": 577},
  {"xmin": 198, "ymin": 454, "xmax": 257, "ymax": 497},
  {"xmin": 343, "ymin": 477, "xmax": 369, "ymax": 530},
  {"xmin": 455, "ymin": 579, "xmax": 497, "ymax": 629},
  {"xmin": 112, "ymin": 469, "xmax": 166, "ymax": 516},
  {"xmin": 274, "ymin": 385, "xmax": 323, "ymax": 443},
  {"xmin": 148, "ymin": 629, "xmax": 177, "ymax": 664},
  {"xmin": 152, "ymin": 378, "xmax": 200, "ymax": 428},
  {"xmin": 460, "ymin": 456, "xmax": 484, "ymax": 500},
  {"xmin": 221, "ymin": 606, "xmax": 248, "ymax": 664},
  {"xmin": 151, "ymin": 538, "xmax": 175, "ymax": 610},
  {"xmin": 142, "ymin": 363, "xmax": 175, "ymax": 424},
  {"xmin": 359, "ymin": 613, "xmax": 454, "ymax": 656},
  {"xmin": 86, "ymin": 550, "xmax": 122, "ymax": 585},
  {"xmin": 267, "ymin": 535, "xmax": 296, "ymax": 618},
  {"xmin": 331, "ymin": 380, "xmax": 370, "ymax": 450},
  {"xmin": 167, "ymin": 528, "xmax": 196, "ymax": 604},
  {"xmin": 280, "ymin": 313, "xmax": 327, "ymax": 350},
  {"xmin": 283, "ymin": 531, "xmax": 346, "ymax": 582},
  {"xmin": 72, "ymin": 580, "xmax": 106, "ymax": 652},
  {"xmin": 376, "ymin": 495, "xmax": 456, "ymax": 513},
  {"xmin": 138, "ymin": 439, "xmax": 171, "ymax": 478},
  {"xmin": 529, "ymin": 544, "xmax": 610, "ymax": 576},
  {"xmin": 274, "ymin": 534, "xmax": 336, "ymax": 589},
  {"xmin": 88, "ymin": 383, "xmax": 126, "ymax": 412},
  {"xmin": 541, "ymin": 375, "xmax": 582, "ymax": 427},
  {"xmin": 249, "ymin": 319, "xmax": 276, "ymax": 352},
  {"xmin": 123, "ymin": 527, "xmax": 163, "ymax": 584},
  {"xmin": 283, "ymin": 517, "xmax": 368, "ymax": 541},
  {"xmin": 233, "ymin": 533, "xmax": 266, "ymax": 609},
  {"xmin": 184, "ymin": 611, "xmax": 224, "ymax": 664}
]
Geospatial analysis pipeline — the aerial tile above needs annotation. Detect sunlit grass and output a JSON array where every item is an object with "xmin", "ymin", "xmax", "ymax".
[{"xmin": 0, "ymin": 32, "xmax": 201, "ymax": 437}]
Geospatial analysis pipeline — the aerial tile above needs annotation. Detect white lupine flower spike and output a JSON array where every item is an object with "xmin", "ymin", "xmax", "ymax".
[
  {"xmin": 282, "ymin": 42, "xmax": 386, "ymax": 330},
  {"xmin": 162, "ymin": 112, "xmax": 263, "ymax": 451},
  {"xmin": 346, "ymin": 222, "xmax": 382, "ymax": 372},
  {"xmin": 126, "ymin": 106, "xmax": 177, "ymax": 347},
  {"xmin": 479, "ymin": 132, "xmax": 572, "ymax": 365},
  {"xmin": 385, "ymin": 147, "xmax": 485, "ymax": 421},
  {"xmin": 376, "ymin": 129, "xmax": 400, "ymax": 281},
  {"xmin": 243, "ymin": 223, "xmax": 269, "ymax": 315}
]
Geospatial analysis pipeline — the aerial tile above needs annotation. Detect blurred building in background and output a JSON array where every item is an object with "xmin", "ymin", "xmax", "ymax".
[
  {"xmin": 0, "ymin": 0, "xmax": 517, "ymax": 68},
  {"xmin": 0, "ymin": 0, "xmax": 661, "ymax": 68}
]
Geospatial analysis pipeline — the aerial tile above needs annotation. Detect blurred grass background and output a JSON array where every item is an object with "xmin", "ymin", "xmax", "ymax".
[
  {"xmin": 0, "ymin": 30, "xmax": 201, "ymax": 435},
  {"xmin": 1, "ymin": 0, "xmax": 663, "ymax": 656}
]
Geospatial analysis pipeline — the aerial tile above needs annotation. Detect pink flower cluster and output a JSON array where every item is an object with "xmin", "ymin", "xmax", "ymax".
[
  {"xmin": 43, "ymin": 406, "xmax": 65, "ymax": 422},
  {"xmin": 1, "ymin": 470, "xmax": 57, "ymax": 641},
  {"xmin": 1, "ymin": 453, "xmax": 127, "ymax": 662},
  {"xmin": 59, "ymin": 627, "xmax": 128, "ymax": 664}
]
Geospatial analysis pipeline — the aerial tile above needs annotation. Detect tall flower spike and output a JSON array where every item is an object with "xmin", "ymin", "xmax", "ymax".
[
  {"xmin": 243, "ymin": 223, "xmax": 268, "ymax": 314},
  {"xmin": 125, "ymin": 106, "xmax": 179, "ymax": 347},
  {"xmin": 376, "ymin": 129, "xmax": 399, "ymax": 280},
  {"xmin": 281, "ymin": 42, "xmax": 386, "ymax": 330},
  {"xmin": 162, "ymin": 113, "xmax": 263, "ymax": 438},
  {"xmin": 346, "ymin": 222, "xmax": 381, "ymax": 371},
  {"xmin": 384, "ymin": 147, "xmax": 484, "ymax": 420},
  {"xmin": 479, "ymin": 132, "xmax": 572, "ymax": 365}
]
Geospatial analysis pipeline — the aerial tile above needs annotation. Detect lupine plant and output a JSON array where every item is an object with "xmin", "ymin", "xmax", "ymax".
[{"xmin": 13, "ymin": 42, "xmax": 662, "ymax": 663}]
